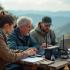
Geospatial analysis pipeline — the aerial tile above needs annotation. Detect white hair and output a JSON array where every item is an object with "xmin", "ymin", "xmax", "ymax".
[{"xmin": 17, "ymin": 16, "xmax": 32, "ymax": 27}]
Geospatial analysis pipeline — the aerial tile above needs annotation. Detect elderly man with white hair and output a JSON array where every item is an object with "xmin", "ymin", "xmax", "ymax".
[
  {"xmin": 6, "ymin": 16, "xmax": 37, "ymax": 70},
  {"xmin": 7, "ymin": 16, "xmax": 37, "ymax": 51}
]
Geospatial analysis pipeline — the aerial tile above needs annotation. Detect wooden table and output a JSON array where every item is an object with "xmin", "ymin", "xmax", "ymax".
[
  {"xmin": 22, "ymin": 62, "xmax": 37, "ymax": 70},
  {"xmin": 20, "ymin": 58, "xmax": 70, "ymax": 70},
  {"xmin": 20, "ymin": 58, "xmax": 53, "ymax": 70},
  {"xmin": 48, "ymin": 59, "xmax": 69, "ymax": 70}
]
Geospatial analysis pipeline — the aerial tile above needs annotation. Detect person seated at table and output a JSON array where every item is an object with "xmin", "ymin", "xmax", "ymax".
[
  {"xmin": 7, "ymin": 16, "xmax": 37, "ymax": 51},
  {"xmin": 30, "ymin": 16, "xmax": 56, "ymax": 55},
  {"xmin": 6, "ymin": 16, "xmax": 38, "ymax": 70},
  {"xmin": 0, "ymin": 15, "xmax": 37, "ymax": 70}
]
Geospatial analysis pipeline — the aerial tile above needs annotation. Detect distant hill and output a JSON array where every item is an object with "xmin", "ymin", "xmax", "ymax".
[
  {"xmin": 55, "ymin": 23, "xmax": 70, "ymax": 38},
  {"xmin": 8, "ymin": 10, "xmax": 70, "ymax": 38},
  {"xmin": 9, "ymin": 10, "xmax": 70, "ymax": 17}
]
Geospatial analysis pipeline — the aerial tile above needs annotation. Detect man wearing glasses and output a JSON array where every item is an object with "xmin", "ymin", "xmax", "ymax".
[{"xmin": 30, "ymin": 16, "xmax": 56, "ymax": 55}]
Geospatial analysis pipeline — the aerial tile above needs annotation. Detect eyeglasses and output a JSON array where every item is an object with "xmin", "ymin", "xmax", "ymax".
[{"xmin": 44, "ymin": 24, "xmax": 51, "ymax": 27}]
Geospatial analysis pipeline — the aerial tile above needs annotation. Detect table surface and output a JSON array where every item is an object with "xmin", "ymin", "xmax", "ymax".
[
  {"xmin": 21, "ymin": 57, "xmax": 70, "ymax": 70},
  {"xmin": 48, "ymin": 59, "xmax": 68, "ymax": 69}
]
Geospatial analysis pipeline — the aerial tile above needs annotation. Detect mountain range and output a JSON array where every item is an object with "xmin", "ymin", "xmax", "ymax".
[{"xmin": 9, "ymin": 10, "xmax": 70, "ymax": 38}]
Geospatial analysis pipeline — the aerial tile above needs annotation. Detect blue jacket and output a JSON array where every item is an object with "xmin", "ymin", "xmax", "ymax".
[{"xmin": 7, "ymin": 28, "xmax": 37, "ymax": 51}]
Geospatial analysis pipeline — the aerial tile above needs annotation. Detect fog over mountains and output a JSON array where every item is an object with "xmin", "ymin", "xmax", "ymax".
[{"xmin": 9, "ymin": 10, "xmax": 70, "ymax": 38}]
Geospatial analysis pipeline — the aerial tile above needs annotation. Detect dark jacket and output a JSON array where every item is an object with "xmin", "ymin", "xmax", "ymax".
[
  {"xmin": 30, "ymin": 26, "xmax": 56, "ymax": 55},
  {"xmin": 30, "ymin": 26, "xmax": 56, "ymax": 47},
  {"xmin": 7, "ymin": 28, "xmax": 37, "ymax": 51}
]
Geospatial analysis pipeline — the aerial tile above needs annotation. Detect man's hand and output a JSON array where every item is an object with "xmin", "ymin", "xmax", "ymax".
[
  {"xmin": 41, "ymin": 43, "xmax": 47, "ymax": 48},
  {"xmin": 24, "ymin": 48, "xmax": 37, "ymax": 56},
  {"xmin": 41, "ymin": 43, "xmax": 52, "ymax": 48}
]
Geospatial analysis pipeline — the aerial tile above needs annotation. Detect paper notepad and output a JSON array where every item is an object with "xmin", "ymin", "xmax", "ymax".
[
  {"xmin": 21, "ymin": 57, "xmax": 44, "ymax": 63},
  {"xmin": 45, "ymin": 46, "xmax": 59, "ymax": 49},
  {"xmin": 39, "ymin": 60, "xmax": 54, "ymax": 65}
]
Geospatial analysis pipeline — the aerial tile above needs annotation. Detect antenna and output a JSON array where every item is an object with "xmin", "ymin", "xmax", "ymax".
[{"xmin": 63, "ymin": 35, "xmax": 64, "ymax": 49}]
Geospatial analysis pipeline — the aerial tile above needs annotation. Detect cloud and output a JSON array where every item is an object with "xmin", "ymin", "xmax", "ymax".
[
  {"xmin": 0, "ymin": 0, "xmax": 70, "ymax": 11},
  {"xmin": 63, "ymin": 0, "xmax": 70, "ymax": 3}
]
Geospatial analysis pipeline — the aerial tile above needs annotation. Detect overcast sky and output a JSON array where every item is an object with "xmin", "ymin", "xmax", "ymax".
[{"xmin": 0, "ymin": 0, "xmax": 70, "ymax": 11}]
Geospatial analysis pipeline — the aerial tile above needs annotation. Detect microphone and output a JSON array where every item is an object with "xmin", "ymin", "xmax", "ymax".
[{"xmin": 46, "ymin": 33, "xmax": 48, "ymax": 48}]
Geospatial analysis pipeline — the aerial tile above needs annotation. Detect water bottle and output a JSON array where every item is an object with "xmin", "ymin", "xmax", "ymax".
[
  {"xmin": 64, "ymin": 64, "xmax": 69, "ymax": 70},
  {"xmin": 51, "ymin": 54, "xmax": 55, "ymax": 61}
]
